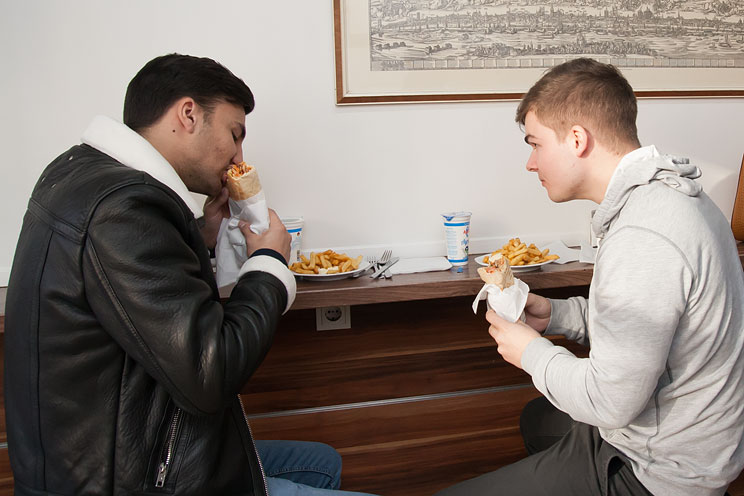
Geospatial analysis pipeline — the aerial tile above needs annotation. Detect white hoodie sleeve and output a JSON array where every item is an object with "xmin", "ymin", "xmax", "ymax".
[
  {"xmin": 544, "ymin": 296, "xmax": 591, "ymax": 346},
  {"xmin": 521, "ymin": 226, "xmax": 693, "ymax": 428}
]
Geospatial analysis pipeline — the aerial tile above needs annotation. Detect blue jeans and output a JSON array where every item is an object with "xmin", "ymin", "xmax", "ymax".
[{"xmin": 256, "ymin": 440, "xmax": 376, "ymax": 496}]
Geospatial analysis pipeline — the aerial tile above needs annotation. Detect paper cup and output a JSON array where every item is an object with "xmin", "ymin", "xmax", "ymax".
[
  {"xmin": 441, "ymin": 211, "xmax": 471, "ymax": 266},
  {"xmin": 281, "ymin": 217, "xmax": 304, "ymax": 265}
]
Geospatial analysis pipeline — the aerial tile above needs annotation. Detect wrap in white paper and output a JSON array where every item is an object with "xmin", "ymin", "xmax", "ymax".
[
  {"xmin": 472, "ymin": 278, "xmax": 530, "ymax": 323},
  {"xmin": 214, "ymin": 191, "xmax": 270, "ymax": 288}
]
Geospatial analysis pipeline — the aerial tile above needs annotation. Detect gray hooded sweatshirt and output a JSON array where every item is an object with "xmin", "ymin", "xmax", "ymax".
[{"xmin": 521, "ymin": 145, "xmax": 744, "ymax": 496}]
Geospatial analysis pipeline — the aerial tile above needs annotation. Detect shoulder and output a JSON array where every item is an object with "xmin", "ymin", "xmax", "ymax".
[
  {"xmin": 614, "ymin": 181, "xmax": 719, "ymax": 243},
  {"xmin": 33, "ymin": 145, "xmax": 193, "ymax": 233}
]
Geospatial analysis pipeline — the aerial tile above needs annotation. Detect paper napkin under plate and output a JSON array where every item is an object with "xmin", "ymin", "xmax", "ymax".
[
  {"xmin": 539, "ymin": 240, "xmax": 596, "ymax": 265},
  {"xmin": 541, "ymin": 240, "xmax": 579, "ymax": 264},
  {"xmin": 389, "ymin": 257, "xmax": 452, "ymax": 275}
]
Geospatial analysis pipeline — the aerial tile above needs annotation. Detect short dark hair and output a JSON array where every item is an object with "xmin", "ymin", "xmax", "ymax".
[
  {"xmin": 516, "ymin": 58, "xmax": 640, "ymax": 154},
  {"xmin": 123, "ymin": 53, "xmax": 255, "ymax": 132}
]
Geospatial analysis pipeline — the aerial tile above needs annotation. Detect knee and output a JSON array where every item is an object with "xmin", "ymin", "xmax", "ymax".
[
  {"xmin": 310, "ymin": 442, "xmax": 343, "ymax": 488},
  {"xmin": 315, "ymin": 442, "xmax": 342, "ymax": 470},
  {"xmin": 520, "ymin": 396, "xmax": 553, "ymax": 435}
]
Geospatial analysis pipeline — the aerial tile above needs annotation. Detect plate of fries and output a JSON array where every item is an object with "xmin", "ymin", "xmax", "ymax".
[
  {"xmin": 476, "ymin": 238, "xmax": 560, "ymax": 272},
  {"xmin": 289, "ymin": 250, "xmax": 368, "ymax": 280}
]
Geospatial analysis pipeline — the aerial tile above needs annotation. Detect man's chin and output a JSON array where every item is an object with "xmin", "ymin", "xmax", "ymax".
[
  {"xmin": 189, "ymin": 183, "xmax": 221, "ymax": 199},
  {"xmin": 545, "ymin": 187, "xmax": 567, "ymax": 203},
  {"xmin": 547, "ymin": 193, "xmax": 571, "ymax": 203}
]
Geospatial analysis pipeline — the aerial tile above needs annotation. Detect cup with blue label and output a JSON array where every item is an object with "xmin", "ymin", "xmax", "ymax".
[
  {"xmin": 441, "ymin": 212, "xmax": 471, "ymax": 266},
  {"xmin": 280, "ymin": 217, "xmax": 304, "ymax": 265}
]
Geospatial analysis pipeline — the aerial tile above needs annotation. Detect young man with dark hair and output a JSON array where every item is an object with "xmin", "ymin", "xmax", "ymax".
[
  {"xmin": 5, "ymin": 53, "xmax": 373, "ymax": 496},
  {"xmin": 436, "ymin": 58, "xmax": 744, "ymax": 495}
]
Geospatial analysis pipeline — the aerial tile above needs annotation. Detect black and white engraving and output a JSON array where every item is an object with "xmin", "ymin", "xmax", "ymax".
[{"xmin": 369, "ymin": 0, "xmax": 744, "ymax": 71}]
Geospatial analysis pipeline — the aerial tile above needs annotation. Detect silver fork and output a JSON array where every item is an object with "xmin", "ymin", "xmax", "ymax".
[
  {"xmin": 379, "ymin": 250, "xmax": 392, "ymax": 266},
  {"xmin": 375, "ymin": 250, "xmax": 392, "ymax": 278},
  {"xmin": 366, "ymin": 254, "xmax": 379, "ymax": 274},
  {"xmin": 383, "ymin": 254, "xmax": 395, "ymax": 279},
  {"xmin": 353, "ymin": 255, "xmax": 377, "ymax": 278}
]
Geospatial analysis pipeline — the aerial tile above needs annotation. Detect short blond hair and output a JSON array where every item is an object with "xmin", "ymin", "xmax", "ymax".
[{"xmin": 516, "ymin": 58, "xmax": 640, "ymax": 154}]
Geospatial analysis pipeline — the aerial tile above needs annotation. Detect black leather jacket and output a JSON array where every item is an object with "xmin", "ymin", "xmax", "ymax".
[{"xmin": 5, "ymin": 145, "xmax": 287, "ymax": 495}]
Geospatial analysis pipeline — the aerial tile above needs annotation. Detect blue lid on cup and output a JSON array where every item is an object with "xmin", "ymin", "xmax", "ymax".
[{"xmin": 442, "ymin": 211, "xmax": 471, "ymax": 224}]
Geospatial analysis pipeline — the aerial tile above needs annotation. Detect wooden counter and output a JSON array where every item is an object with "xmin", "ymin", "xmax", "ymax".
[
  {"xmin": 291, "ymin": 256, "xmax": 594, "ymax": 309},
  {"xmin": 220, "ymin": 255, "xmax": 596, "ymax": 309},
  {"xmin": 283, "ymin": 241, "xmax": 744, "ymax": 309}
]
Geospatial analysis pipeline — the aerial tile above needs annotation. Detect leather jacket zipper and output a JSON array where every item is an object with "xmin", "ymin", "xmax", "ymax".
[
  {"xmin": 155, "ymin": 407, "xmax": 182, "ymax": 488},
  {"xmin": 238, "ymin": 396, "xmax": 269, "ymax": 496}
]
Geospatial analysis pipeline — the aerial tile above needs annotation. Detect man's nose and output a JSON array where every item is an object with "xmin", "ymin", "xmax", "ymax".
[
  {"xmin": 526, "ymin": 151, "xmax": 537, "ymax": 172},
  {"xmin": 233, "ymin": 148, "xmax": 244, "ymax": 165}
]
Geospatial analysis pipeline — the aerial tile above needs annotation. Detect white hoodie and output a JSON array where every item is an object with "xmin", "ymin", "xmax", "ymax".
[{"xmin": 522, "ymin": 145, "xmax": 744, "ymax": 496}]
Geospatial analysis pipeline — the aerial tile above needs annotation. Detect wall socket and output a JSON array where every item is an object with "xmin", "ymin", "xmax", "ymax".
[{"xmin": 316, "ymin": 305, "xmax": 351, "ymax": 331}]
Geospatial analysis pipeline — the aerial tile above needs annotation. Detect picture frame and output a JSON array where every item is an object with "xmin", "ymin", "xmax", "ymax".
[{"xmin": 334, "ymin": 0, "xmax": 744, "ymax": 105}]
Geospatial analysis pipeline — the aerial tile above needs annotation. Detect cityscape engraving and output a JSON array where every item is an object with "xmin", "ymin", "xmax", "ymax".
[{"xmin": 369, "ymin": 0, "xmax": 744, "ymax": 71}]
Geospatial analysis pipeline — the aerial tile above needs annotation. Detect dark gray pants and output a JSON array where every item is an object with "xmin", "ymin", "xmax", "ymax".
[{"xmin": 433, "ymin": 396, "xmax": 653, "ymax": 496}]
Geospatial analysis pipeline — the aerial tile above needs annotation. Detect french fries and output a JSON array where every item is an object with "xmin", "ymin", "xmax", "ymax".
[
  {"xmin": 289, "ymin": 250, "xmax": 363, "ymax": 275},
  {"xmin": 483, "ymin": 238, "xmax": 559, "ymax": 266}
]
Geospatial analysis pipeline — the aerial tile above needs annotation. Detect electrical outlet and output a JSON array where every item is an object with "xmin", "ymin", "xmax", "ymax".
[{"xmin": 316, "ymin": 305, "xmax": 351, "ymax": 331}]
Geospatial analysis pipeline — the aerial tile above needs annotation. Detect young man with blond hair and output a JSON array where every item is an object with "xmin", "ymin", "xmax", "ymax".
[{"xmin": 436, "ymin": 58, "xmax": 744, "ymax": 495}]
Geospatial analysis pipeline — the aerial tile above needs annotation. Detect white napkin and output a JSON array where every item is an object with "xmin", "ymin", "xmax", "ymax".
[
  {"xmin": 579, "ymin": 241, "xmax": 598, "ymax": 264},
  {"xmin": 542, "ymin": 240, "xmax": 580, "ymax": 264},
  {"xmin": 214, "ymin": 192, "xmax": 270, "ymax": 288},
  {"xmin": 472, "ymin": 278, "xmax": 530, "ymax": 323},
  {"xmin": 389, "ymin": 257, "xmax": 452, "ymax": 275}
]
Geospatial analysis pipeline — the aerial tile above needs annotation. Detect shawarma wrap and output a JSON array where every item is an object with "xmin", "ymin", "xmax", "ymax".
[
  {"xmin": 477, "ymin": 253, "xmax": 514, "ymax": 290},
  {"xmin": 226, "ymin": 162, "xmax": 262, "ymax": 200}
]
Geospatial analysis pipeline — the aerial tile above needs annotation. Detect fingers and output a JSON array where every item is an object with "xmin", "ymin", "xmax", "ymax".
[
  {"xmin": 238, "ymin": 209, "xmax": 291, "ymax": 262},
  {"xmin": 487, "ymin": 318, "xmax": 537, "ymax": 370},
  {"xmin": 267, "ymin": 208, "xmax": 282, "ymax": 225},
  {"xmin": 488, "ymin": 325, "xmax": 509, "ymax": 363},
  {"xmin": 488, "ymin": 325, "xmax": 500, "ymax": 341},
  {"xmin": 486, "ymin": 311, "xmax": 508, "ymax": 347},
  {"xmin": 485, "ymin": 309, "xmax": 508, "ymax": 327},
  {"xmin": 205, "ymin": 187, "xmax": 229, "ymax": 209},
  {"xmin": 204, "ymin": 187, "xmax": 230, "ymax": 219},
  {"xmin": 237, "ymin": 210, "xmax": 284, "ymax": 238}
]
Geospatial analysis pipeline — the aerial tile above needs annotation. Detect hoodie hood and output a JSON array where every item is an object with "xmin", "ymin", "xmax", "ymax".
[{"xmin": 592, "ymin": 145, "xmax": 702, "ymax": 241}]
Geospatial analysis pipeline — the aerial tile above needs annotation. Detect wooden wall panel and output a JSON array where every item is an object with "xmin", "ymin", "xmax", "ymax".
[
  {"xmin": 242, "ymin": 294, "xmax": 590, "ymax": 494},
  {"xmin": 248, "ymin": 387, "xmax": 543, "ymax": 496},
  {"xmin": 242, "ymin": 295, "xmax": 588, "ymax": 415}
]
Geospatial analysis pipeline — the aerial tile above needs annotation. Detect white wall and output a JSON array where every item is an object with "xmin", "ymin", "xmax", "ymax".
[{"xmin": 1, "ymin": 1, "xmax": 742, "ymax": 286}]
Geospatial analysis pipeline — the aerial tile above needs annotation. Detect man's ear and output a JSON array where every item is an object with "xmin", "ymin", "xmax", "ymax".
[
  {"xmin": 568, "ymin": 125, "xmax": 590, "ymax": 158},
  {"xmin": 174, "ymin": 97, "xmax": 199, "ymax": 134}
]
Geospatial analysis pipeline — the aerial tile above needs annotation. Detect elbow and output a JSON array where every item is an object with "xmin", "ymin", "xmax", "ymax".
[
  {"xmin": 168, "ymin": 369, "xmax": 236, "ymax": 416},
  {"xmin": 172, "ymin": 385, "xmax": 229, "ymax": 416},
  {"xmin": 595, "ymin": 413, "xmax": 635, "ymax": 430},
  {"xmin": 591, "ymin": 401, "xmax": 644, "ymax": 430}
]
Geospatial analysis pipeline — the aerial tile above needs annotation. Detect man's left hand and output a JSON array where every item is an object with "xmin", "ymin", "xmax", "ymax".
[
  {"xmin": 486, "ymin": 309, "xmax": 541, "ymax": 370},
  {"xmin": 201, "ymin": 187, "xmax": 230, "ymax": 250}
]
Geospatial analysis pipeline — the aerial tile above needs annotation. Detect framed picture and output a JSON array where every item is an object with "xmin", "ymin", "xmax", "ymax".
[{"xmin": 334, "ymin": 0, "xmax": 744, "ymax": 105}]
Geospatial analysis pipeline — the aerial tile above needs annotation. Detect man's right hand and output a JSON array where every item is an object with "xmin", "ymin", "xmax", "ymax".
[
  {"xmin": 239, "ymin": 209, "xmax": 291, "ymax": 263},
  {"xmin": 524, "ymin": 293, "xmax": 551, "ymax": 332}
]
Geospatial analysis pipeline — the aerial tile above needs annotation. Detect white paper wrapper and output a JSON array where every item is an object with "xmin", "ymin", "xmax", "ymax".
[
  {"xmin": 215, "ymin": 191, "xmax": 270, "ymax": 288},
  {"xmin": 472, "ymin": 278, "xmax": 530, "ymax": 323}
]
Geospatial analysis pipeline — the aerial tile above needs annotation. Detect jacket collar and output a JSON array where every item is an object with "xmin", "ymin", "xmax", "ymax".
[
  {"xmin": 81, "ymin": 115, "xmax": 203, "ymax": 218},
  {"xmin": 592, "ymin": 145, "xmax": 701, "ymax": 241}
]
